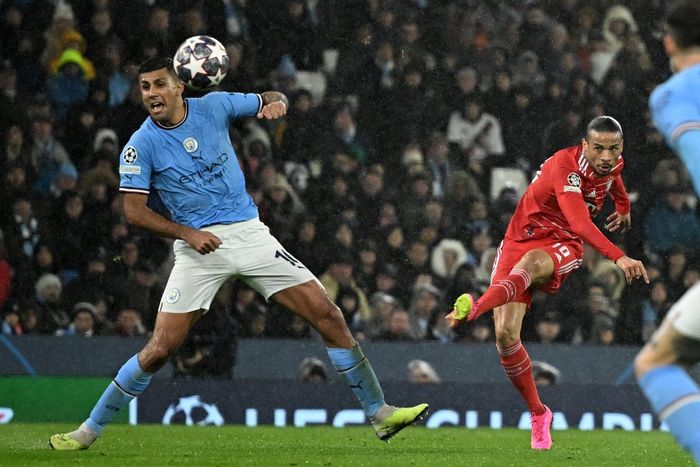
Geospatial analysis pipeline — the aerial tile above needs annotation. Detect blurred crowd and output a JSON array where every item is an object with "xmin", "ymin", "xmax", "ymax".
[{"xmin": 1, "ymin": 0, "xmax": 700, "ymax": 359}]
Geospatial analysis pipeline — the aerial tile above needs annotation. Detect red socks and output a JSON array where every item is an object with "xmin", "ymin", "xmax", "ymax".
[
  {"xmin": 497, "ymin": 340, "xmax": 545, "ymax": 415},
  {"xmin": 470, "ymin": 268, "xmax": 531, "ymax": 321}
]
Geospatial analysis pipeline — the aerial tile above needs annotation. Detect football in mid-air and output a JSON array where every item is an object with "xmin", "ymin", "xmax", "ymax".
[{"xmin": 173, "ymin": 35, "xmax": 229, "ymax": 90}]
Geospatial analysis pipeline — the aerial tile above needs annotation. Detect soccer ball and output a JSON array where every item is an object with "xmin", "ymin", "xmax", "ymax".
[{"xmin": 173, "ymin": 35, "xmax": 229, "ymax": 90}]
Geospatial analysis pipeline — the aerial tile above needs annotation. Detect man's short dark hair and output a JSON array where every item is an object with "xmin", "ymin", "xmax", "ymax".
[
  {"xmin": 138, "ymin": 56, "xmax": 179, "ymax": 79},
  {"xmin": 667, "ymin": 0, "xmax": 700, "ymax": 50},
  {"xmin": 586, "ymin": 116, "xmax": 623, "ymax": 138}
]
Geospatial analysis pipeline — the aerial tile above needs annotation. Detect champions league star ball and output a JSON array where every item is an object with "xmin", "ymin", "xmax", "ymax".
[{"xmin": 173, "ymin": 35, "xmax": 229, "ymax": 90}]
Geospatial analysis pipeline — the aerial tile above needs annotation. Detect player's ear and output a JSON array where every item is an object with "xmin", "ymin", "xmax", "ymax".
[{"xmin": 663, "ymin": 33, "xmax": 677, "ymax": 56}]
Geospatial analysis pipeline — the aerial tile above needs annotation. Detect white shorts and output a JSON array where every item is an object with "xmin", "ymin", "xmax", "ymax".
[
  {"xmin": 160, "ymin": 218, "xmax": 316, "ymax": 312},
  {"xmin": 669, "ymin": 282, "xmax": 700, "ymax": 341}
]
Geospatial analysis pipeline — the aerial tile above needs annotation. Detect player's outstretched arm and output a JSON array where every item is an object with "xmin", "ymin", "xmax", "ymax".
[
  {"xmin": 615, "ymin": 255, "xmax": 649, "ymax": 285},
  {"xmin": 257, "ymin": 91, "xmax": 288, "ymax": 120},
  {"xmin": 122, "ymin": 193, "xmax": 222, "ymax": 255}
]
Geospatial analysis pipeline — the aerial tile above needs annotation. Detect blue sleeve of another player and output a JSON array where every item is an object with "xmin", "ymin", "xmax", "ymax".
[
  {"xmin": 678, "ymin": 131, "xmax": 700, "ymax": 195},
  {"xmin": 203, "ymin": 92, "xmax": 263, "ymax": 120},
  {"xmin": 118, "ymin": 137, "xmax": 153, "ymax": 195},
  {"xmin": 649, "ymin": 84, "xmax": 700, "ymax": 149}
]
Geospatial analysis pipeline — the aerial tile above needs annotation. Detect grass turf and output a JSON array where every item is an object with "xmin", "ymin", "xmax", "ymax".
[{"xmin": 1, "ymin": 423, "xmax": 693, "ymax": 466}]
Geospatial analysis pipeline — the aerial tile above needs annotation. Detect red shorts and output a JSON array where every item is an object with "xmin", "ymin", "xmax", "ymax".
[{"xmin": 490, "ymin": 232, "xmax": 584, "ymax": 306}]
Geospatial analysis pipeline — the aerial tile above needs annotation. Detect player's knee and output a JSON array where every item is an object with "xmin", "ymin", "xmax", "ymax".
[
  {"xmin": 141, "ymin": 338, "xmax": 182, "ymax": 371},
  {"xmin": 633, "ymin": 345, "xmax": 659, "ymax": 379},
  {"xmin": 495, "ymin": 327, "xmax": 519, "ymax": 347},
  {"xmin": 315, "ymin": 301, "xmax": 345, "ymax": 327}
]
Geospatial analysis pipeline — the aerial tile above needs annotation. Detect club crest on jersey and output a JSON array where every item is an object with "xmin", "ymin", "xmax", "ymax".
[
  {"xmin": 567, "ymin": 172, "xmax": 581, "ymax": 188},
  {"xmin": 123, "ymin": 146, "xmax": 138, "ymax": 164},
  {"xmin": 183, "ymin": 137, "xmax": 199, "ymax": 153},
  {"xmin": 166, "ymin": 288, "xmax": 180, "ymax": 304}
]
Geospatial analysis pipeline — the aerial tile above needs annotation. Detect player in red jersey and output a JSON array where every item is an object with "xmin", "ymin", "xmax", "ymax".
[{"xmin": 446, "ymin": 116, "xmax": 649, "ymax": 450}]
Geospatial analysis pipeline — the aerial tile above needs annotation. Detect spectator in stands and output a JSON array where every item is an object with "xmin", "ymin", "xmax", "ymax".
[
  {"xmin": 409, "ymin": 283, "xmax": 442, "ymax": 340},
  {"xmin": 373, "ymin": 308, "xmax": 416, "ymax": 341},
  {"xmin": 111, "ymin": 308, "xmax": 146, "ymax": 337},
  {"xmin": 644, "ymin": 186, "xmax": 700, "ymax": 256},
  {"xmin": 32, "ymin": 273, "xmax": 69, "ymax": 334},
  {"xmin": 297, "ymin": 357, "xmax": 328, "ymax": 383},
  {"xmin": 407, "ymin": 359, "xmax": 441, "ymax": 384},
  {"xmin": 55, "ymin": 302, "xmax": 96, "ymax": 337}
]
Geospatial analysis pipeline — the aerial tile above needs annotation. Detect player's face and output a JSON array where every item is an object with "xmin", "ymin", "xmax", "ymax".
[
  {"xmin": 582, "ymin": 130, "xmax": 623, "ymax": 176},
  {"xmin": 140, "ymin": 68, "xmax": 185, "ymax": 125}
]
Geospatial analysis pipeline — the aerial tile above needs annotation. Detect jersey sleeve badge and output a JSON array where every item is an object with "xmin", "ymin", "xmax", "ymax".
[
  {"xmin": 123, "ymin": 146, "xmax": 138, "ymax": 164},
  {"xmin": 564, "ymin": 172, "xmax": 582, "ymax": 193}
]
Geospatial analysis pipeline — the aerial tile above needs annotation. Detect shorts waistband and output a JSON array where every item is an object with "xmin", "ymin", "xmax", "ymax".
[{"xmin": 199, "ymin": 217, "xmax": 261, "ymax": 234}]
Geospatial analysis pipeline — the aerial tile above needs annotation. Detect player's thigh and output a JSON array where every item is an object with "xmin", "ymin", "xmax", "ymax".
[
  {"xmin": 514, "ymin": 249, "xmax": 555, "ymax": 285},
  {"xmin": 637, "ymin": 284, "xmax": 700, "ymax": 373},
  {"xmin": 273, "ymin": 280, "xmax": 354, "ymax": 347},
  {"xmin": 535, "ymin": 239, "xmax": 584, "ymax": 294},
  {"xmin": 272, "ymin": 279, "xmax": 337, "ymax": 321},
  {"xmin": 161, "ymin": 238, "xmax": 234, "ymax": 313},
  {"xmin": 233, "ymin": 219, "xmax": 317, "ymax": 300},
  {"xmin": 669, "ymin": 283, "xmax": 700, "ymax": 343}
]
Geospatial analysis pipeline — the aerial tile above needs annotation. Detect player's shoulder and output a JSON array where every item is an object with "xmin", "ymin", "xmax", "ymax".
[
  {"xmin": 550, "ymin": 145, "xmax": 582, "ymax": 170},
  {"xmin": 650, "ymin": 64, "xmax": 700, "ymax": 109},
  {"xmin": 120, "ymin": 121, "xmax": 155, "ymax": 162}
]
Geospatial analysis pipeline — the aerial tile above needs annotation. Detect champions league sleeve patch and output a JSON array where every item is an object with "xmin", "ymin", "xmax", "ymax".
[
  {"xmin": 563, "ymin": 172, "xmax": 582, "ymax": 193},
  {"xmin": 123, "ymin": 146, "xmax": 138, "ymax": 164}
]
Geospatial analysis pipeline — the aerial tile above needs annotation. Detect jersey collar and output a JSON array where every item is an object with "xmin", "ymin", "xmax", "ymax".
[{"xmin": 153, "ymin": 100, "xmax": 189, "ymax": 130}]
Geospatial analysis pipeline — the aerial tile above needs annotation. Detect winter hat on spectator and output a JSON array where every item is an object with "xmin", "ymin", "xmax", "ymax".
[
  {"xmin": 35, "ymin": 273, "xmax": 62, "ymax": 299},
  {"xmin": 430, "ymin": 239, "xmax": 468, "ymax": 279},
  {"xmin": 53, "ymin": 0, "xmax": 75, "ymax": 22},
  {"xmin": 73, "ymin": 301, "xmax": 97, "ymax": 317},
  {"xmin": 93, "ymin": 128, "xmax": 118, "ymax": 152}
]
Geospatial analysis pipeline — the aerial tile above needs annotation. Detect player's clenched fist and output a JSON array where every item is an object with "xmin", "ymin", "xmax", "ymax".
[
  {"xmin": 182, "ymin": 229, "xmax": 223, "ymax": 254},
  {"xmin": 615, "ymin": 255, "xmax": 649, "ymax": 285},
  {"xmin": 257, "ymin": 101, "xmax": 287, "ymax": 120}
]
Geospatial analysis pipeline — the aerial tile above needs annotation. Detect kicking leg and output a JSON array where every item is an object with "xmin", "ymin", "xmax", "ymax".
[
  {"xmin": 273, "ymin": 280, "xmax": 428, "ymax": 441},
  {"xmin": 494, "ymin": 301, "xmax": 552, "ymax": 450},
  {"xmin": 448, "ymin": 249, "xmax": 554, "ymax": 325},
  {"xmin": 635, "ymin": 298, "xmax": 700, "ymax": 463},
  {"xmin": 49, "ymin": 309, "xmax": 203, "ymax": 450}
]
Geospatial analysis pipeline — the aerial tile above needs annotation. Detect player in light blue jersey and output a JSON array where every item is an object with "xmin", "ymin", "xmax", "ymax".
[
  {"xmin": 635, "ymin": 1, "xmax": 700, "ymax": 463},
  {"xmin": 49, "ymin": 57, "xmax": 427, "ymax": 450}
]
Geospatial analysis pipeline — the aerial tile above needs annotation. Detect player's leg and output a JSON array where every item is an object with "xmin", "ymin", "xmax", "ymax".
[
  {"xmin": 493, "ymin": 301, "xmax": 553, "ymax": 449},
  {"xmin": 50, "ymin": 236, "xmax": 228, "ymax": 450},
  {"xmin": 49, "ymin": 309, "xmax": 204, "ymax": 450},
  {"xmin": 273, "ymin": 280, "xmax": 428, "ymax": 441},
  {"xmin": 634, "ymin": 284, "xmax": 700, "ymax": 463},
  {"xmin": 448, "ymin": 248, "xmax": 554, "ymax": 324}
]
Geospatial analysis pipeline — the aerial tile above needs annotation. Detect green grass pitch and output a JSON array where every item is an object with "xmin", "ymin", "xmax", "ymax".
[{"xmin": 1, "ymin": 423, "xmax": 693, "ymax": 466}]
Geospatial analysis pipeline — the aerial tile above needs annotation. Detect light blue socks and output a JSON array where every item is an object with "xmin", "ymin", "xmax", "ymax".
[
  {"xmin": 638, "ymin": 365, "xmax": 700, "ymax": 462},
  {"xmin": 327, "ymin": 344, "xmax": 385, "ymax": 417},
  {"xmin": 85, "ymin": 354, "xmax": 153, "ymax": 435}
]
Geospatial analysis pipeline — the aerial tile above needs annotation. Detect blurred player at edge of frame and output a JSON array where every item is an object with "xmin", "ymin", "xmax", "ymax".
[
  {"xmin": 447, "ymin": 115, "xmax": 649, "ymax": 450},
  {"xmin": 635, "ymin": 0, "xmax": 700, "ymax": 463},
  {"xmin": 48, "ymin": 56, "xmax": 427, "ymax": 451}
]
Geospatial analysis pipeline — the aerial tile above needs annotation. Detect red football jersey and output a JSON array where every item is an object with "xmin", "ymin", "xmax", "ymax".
[{"xmin": 505, "ymin": 145, "xmax": 629, "ymax": 261}]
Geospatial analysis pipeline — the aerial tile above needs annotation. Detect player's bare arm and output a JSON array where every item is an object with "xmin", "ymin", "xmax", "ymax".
[
  {"xmin": 257, "ymin": 91, "xmax": 288, "ymax": 119},
  {"xmin": 122, "ymin": 193, "xmax": 222, "ymax": 255}
]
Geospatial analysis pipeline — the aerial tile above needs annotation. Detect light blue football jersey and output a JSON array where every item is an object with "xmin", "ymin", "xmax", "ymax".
[
  {"xmin": 118, "ymin": 92, "xmax": 263, "ymax": 229},
  {"xmin": 649, "ymin": 63, "xmax": 700, "ymax": 191}
]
